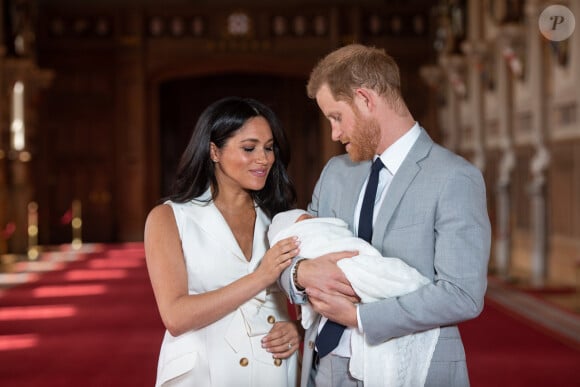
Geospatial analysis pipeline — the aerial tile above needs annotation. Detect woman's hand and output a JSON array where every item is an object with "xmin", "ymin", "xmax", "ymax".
[
  {"xmin": 261, "ymin": 320, "xmax": 303, "ymax": 359},
  {"xmin": 255, "ymin": 236, "xmax": 299, "ymax": 285}
]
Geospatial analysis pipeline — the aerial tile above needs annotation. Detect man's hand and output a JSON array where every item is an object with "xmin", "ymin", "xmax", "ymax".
[
  {"xmin": 297, "ymin": 251, "xmax": 358, "ymax": 301},
  {"xmin": 306, "ymin": 288, "xmax": 359, "ymax": 327}
]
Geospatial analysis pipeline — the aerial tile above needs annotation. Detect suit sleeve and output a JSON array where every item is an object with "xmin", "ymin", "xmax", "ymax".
[
  {"xmin": 278, "ymin": 257, "xmax": 308, "ymax": 304},
  {"xmin": 359, "ymin": 166, "xmax": 491, "ymax": 344}
]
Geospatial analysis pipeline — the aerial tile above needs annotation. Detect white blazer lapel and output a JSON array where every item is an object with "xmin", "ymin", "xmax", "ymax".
[
  {"xmin": 247, "ymin": 206, "xmax": 270, "ymax": 303},
  {"xmin": 248, "ymin": 206, "xmax": 269, "ymax": 272},
  {"xmin": 190, "ymin": 195, "xmax": 247, "ymax": 262}
]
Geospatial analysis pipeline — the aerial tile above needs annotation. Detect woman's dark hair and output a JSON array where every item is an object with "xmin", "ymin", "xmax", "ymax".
[{"xmin": 167, "ymin": 96, "xmax": 296, "ymax": 218}]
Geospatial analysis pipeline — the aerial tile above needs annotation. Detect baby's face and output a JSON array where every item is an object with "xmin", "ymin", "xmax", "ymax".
[{"xmin": 296, "ymin": 213, "xmax": 314, "ymax": 223}]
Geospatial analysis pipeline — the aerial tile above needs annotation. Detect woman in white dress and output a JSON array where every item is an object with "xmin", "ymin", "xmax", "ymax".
[{"xmin": 145, "ymin": 97, "xmax": 302, "ymax": 387}]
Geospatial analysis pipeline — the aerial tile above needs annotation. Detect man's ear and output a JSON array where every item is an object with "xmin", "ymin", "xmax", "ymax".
[{"xmin": 353, "ymin": 87, "xmax": 375, "ymax": 114}]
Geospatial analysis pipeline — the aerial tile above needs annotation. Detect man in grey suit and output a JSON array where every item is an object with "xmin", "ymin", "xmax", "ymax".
[{"xmin": 279, "ymin": 44, "xmax": 491, "ymax": 387}]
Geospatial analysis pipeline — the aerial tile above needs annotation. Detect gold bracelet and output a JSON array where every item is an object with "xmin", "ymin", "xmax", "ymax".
[{"xmin": 293, "ymin": 259, "xmax": 306, "ymax": 291}]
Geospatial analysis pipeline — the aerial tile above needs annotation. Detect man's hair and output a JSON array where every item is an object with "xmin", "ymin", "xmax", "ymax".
[{"xmin": 306, "ymin": 44, "xmax": 404, "ymax": 110}]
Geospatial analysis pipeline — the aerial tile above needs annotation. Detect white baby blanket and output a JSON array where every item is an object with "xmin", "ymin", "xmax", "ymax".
[{"xmin": 269, "ymin": 211, "xmax": 440, "ymax": 387}]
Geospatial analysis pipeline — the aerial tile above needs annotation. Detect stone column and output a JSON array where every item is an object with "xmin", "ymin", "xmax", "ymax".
[
  {"xmin": 494, "ymin": 27, "xmax": 518, "ymax": 279},
  {"xmin": 439, "ymin": 55, "xmax": 465, "ymax": 153},
  {"xmin": 462, "ymin": 0, "xmax": 487, "ymax": 172},
  {"xmin": 495, "ymin": 148, "xmax": 515, "ymax": 280},
  {"xmin": 526, "ymin": 0, "xmax": 550, "ymax": 287},
  {"xmin": 529, "ymin": 145, "xmax": 549, "ymax": 286}
]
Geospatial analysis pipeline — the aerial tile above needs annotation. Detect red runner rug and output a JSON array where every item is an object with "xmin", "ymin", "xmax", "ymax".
[
  {"xmin": 1, "ymin": 243, "xmax": 578, "ymax": 386},
  {"xmin": 461, "ymin": 298, "xmax": 580, "ymax": 387},
  {"xmin": 0, "ymin": 243, "xmax": 163, "ymax": 386}
]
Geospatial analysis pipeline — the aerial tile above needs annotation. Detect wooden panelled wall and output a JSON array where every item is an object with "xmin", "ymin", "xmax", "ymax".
[{"xmin": 0, "ymin": 0, "xmax": 434, "ymax": 250}]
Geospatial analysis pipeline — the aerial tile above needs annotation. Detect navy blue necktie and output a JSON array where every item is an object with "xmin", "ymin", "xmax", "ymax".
[
  {"xmin": 315, "ymin": 157, "xmax": 384, "ymax": 358},
  {"xmin": 358, "ymin": 157, "xmax": 384, "ymax": 243}
]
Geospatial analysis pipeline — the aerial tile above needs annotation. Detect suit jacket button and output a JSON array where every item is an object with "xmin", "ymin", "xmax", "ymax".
[
  {"xmin": 274, "ymin": 358, "xmax": 282, "ymax": 367},
  {"xmin": 308, "ymin": 341, "xmax": 314, "ymax": 349},
  {"xmin": 267, "ymin": 315, "xmax": 276, "ymax": 324},
  {"xmin": 239, "ymin": 357, "xmax": 249, "ymax": 367}
]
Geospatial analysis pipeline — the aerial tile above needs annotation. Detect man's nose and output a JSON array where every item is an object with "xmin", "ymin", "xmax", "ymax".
[{"xmin": 331, "ymin": 125, "xmax": 341, "ymax": 142}]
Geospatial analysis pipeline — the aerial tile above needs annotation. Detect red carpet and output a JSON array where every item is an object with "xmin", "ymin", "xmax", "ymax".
[
  {"xmin": 460, "ymin": 298, "xmax": 580, "ymax": 387},
  {"xmin": 0, "ymin": 243, "xmax": 163, "ymax": 387},
  {"xmin": 0, "ymin": 243, "xmax": 579, "ymax": 386}
]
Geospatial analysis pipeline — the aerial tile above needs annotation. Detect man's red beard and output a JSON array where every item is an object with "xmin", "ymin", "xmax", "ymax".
[{"xmin": 346, "ymin": 113, "xmax": 380, "ymax": 162}]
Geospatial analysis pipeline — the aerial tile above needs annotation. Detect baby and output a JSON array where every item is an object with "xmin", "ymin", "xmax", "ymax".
[{"xmin": 268, "ymin": 209, "xmax": 440, "ymax": 387}]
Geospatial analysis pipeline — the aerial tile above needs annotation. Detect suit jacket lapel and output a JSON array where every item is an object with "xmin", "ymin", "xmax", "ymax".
[
  {"xmin": 372, "ymin": 129, "xmax": 433, "ymax": 244},
  {"xmin": 341, "ymin": 161, "xmax": 371, "ymax": 230}
]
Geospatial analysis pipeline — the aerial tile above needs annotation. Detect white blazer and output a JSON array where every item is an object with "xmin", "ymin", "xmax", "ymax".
[{"xmin": 155, "ymin": 192, "xmax": 298, "ymax": 387}]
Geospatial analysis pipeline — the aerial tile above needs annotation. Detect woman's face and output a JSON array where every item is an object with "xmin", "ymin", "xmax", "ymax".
[{"xmin": 211, "ymin": 116, "xmax": 275, "ymax": 192}]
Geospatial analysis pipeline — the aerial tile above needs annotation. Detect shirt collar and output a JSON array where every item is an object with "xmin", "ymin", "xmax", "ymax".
[{"xmin": 376, "ymin": 122, "xmax": 420, "ymax": 175}]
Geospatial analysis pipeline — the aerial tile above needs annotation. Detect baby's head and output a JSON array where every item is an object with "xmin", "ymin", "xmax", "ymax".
[{"xmin": 268, "ymin": 209, "xmax": 312, "ymax": 244}]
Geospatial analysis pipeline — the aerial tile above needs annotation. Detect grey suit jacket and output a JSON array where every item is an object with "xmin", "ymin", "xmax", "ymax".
[{"xmin": 280, "ymin": 128, "xmax": 491, "ymax": 387}]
